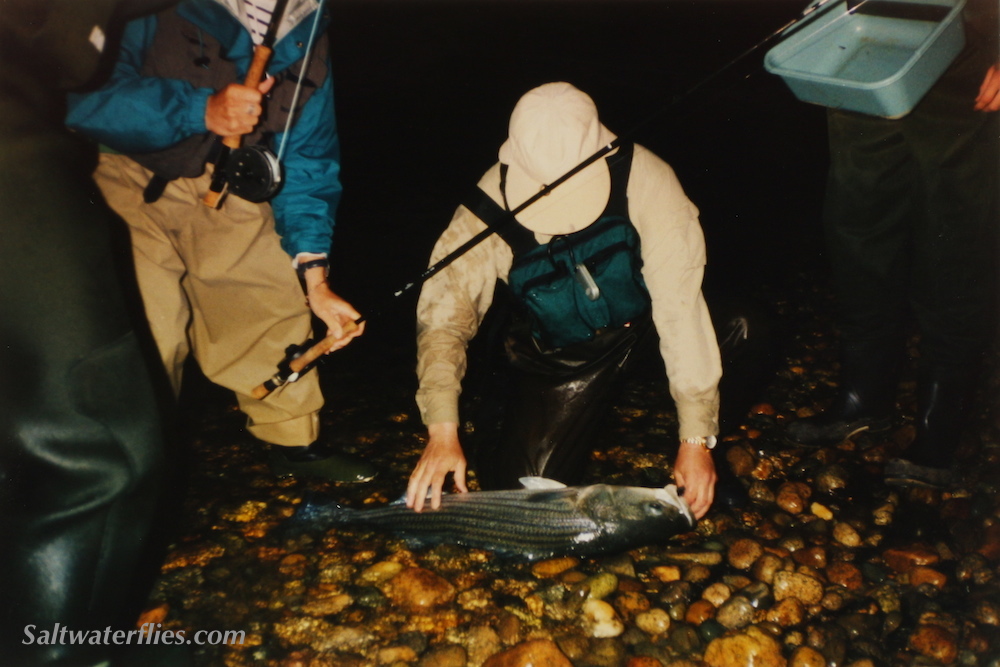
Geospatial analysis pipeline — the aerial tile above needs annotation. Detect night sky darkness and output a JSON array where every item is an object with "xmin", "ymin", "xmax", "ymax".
[{"xmin": 322, "ymin": 0, "xmax": 832, "ymax": 370}]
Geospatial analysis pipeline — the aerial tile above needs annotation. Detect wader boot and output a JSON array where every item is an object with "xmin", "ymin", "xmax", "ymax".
[
  {"xmin": 885, "ymin": 368, "xmax": 974, "ymax": 489},
  {"xmin": 786, "ymin": 343, "xmax": 898, "ymax": 447},
  {"xmin": 269, "ymin": 442, "xmax": 377, "ymax": 483}
]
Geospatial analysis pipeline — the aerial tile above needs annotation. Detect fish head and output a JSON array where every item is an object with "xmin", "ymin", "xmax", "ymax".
[{"xmin": 580, "ymin": 483, "xmax": 695, "ymax": 542}]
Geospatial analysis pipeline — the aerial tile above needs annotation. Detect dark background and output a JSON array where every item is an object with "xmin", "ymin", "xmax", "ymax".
[{"xmin": 322, "ymin": 0, "xmax": 832, "ymax": 373}]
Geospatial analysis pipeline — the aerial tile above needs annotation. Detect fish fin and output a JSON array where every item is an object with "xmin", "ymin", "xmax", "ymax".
[{"xmin": 518, "ymin": 476, "xmax": 568, "ymax": 490}]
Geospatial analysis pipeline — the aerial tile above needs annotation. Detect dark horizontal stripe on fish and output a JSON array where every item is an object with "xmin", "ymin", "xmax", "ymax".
[{"xmin": 353, "ymin": 505, "xmax": 602, "ymax": 546}]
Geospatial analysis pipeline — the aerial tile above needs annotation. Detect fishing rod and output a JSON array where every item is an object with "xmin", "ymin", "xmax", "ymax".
[
  {"xmin": 251, "ymin": 0, "xmax": 848, "ymax": 399},
  {"xmin": 203, "ymin": 0, "xmax": 291, "ymax": 208}
]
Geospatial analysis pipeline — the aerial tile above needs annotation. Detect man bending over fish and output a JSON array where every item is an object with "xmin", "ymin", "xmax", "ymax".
[{"xmin": 408, "ymin": 82, "xmax": 762, "ymax": 519}]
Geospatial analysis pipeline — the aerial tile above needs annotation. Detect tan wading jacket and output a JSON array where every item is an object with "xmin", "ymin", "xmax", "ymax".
[{"xmin": 415, "ymin": 143, "xmax": 723, "ymax": 442}]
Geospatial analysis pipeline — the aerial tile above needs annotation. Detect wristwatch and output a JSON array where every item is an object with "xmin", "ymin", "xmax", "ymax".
[{"xmin": 681, "ymin": 435, "xmax": 718, "ymax": 451}]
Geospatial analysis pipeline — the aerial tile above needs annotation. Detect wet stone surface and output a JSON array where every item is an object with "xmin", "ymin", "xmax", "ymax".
[{"xmin": 139, "ymin": 265, "xmax": 1000, "ymax": 667}]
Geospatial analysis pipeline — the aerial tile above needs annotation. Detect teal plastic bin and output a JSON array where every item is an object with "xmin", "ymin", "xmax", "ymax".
[{"xmin": 764, "ymin": 0, "xmax": 966, "ymax": 118}]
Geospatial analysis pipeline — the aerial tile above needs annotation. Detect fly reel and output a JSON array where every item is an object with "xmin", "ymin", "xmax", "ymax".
[{"xmin": 226, "ymin": 145, "xmax": 283, "ymax": 202}]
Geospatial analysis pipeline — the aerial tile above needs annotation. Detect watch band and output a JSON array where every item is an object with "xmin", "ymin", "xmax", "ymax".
[
  {"xmin": 296, "ymin": 258, "xmax": 329, "ymax": 276},
  {"xmin": 681, "ymin": 435, "xmax": 718, "ymax": 451}
]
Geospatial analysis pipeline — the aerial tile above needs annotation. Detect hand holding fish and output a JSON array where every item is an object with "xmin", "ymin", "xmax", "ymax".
[
  {"xmin": 673, "ymin": 442, "xmax": 717, "ymax": 520},
  {"xmin": 407, "ymin": 422, "xmax": 468, "ymax": 512},
  {"xmin": 974, "ymin": 64, "xmax": 1000, "ymax": 112}
]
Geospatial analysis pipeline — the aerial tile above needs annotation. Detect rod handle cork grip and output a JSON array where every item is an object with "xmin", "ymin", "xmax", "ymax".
[
  {"xmin": 250, "ymin": 319, "xmax": 360, "ymax": 400},
  {"xmin": 202, "ymin": 44, "xmax": 274, "ymax": 207}
]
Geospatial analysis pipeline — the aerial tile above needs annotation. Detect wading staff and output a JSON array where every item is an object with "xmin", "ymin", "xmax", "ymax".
[
  {"xmin": 251, "ymin": 0, "xmax": 846, "ymax": 399},
  {"xmin": 203, "ymin": 0, "xmax": 290, "ymax": 208}
]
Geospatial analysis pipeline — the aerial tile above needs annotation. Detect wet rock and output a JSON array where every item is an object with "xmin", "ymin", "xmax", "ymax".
[
  {"xmin": 581, "ymin": 637, "xmax": 627, "ymax": 667},
  {"xmin": 378, "ymin": 645, "xmax": 419, "ymax": 664},
  {"xmin": 870, "ymin": 584, "xmax": 901, "ymax": 614},
  {"xmin": 909, "ymin": 566, "xmax": 947, "ymax": 590},
  {"xmin": 381, "ymin": 567, "xmax": 456, "ymax": 611},
  {"xmin": 703, "ymin": 626, "xmax": 786, "ymax": 667},
  {"xmin": 727, "ymin": 444, "xmax": 757, "ymax": 477},
  {"xmin": 582, "ymin": 572, "xmax": 619, "ymax": 600},
  {"xmin": 955, "ymin": 553, "xmax": 994, "ymax": 585},
  {"xmin": 601, "ymin": 554, "xmax": 637, "ymax": 579},
  {"xmin": 301, "ymin": 588, "xmax": 353, "ymax": 616},
  {"xmin": 973, "ymin": 598, "xmax": 1000, "ymax": 626},
  {"xmin": 749, "ymin": 481, "xmax": 777, "ymax": 504},
  {"xmin": 613, "ymin": 590, "xmax": 650, "ymax": 621},
  {"xmin": 650, "ymin": 565, "xmax": 682, "ymax": 583},
  {"xmin": 361, "ymin": 561, "xmax": 404, "ymax": 585},
  {"xmin": 495, "ymin": 612, "xmax": 521, "ymax": 645},
  {"xmin": 809, "ymin": 503, "xmax": 833, "ymax": 520},
  {"xmin": 773, "ymin": 571, "xmax": 824, "ymax": 605},
  {"xmin": 683, "ymin": 564, "xmax": 712, "ymax": 584},
  {"xmin": 684, "ymin": 599, "xmax": 716, "ymax": 625},
  {"xmin": 727, "ymin": 538, "xmax": 764, "ymax": 570},
  {"xmin": 791, "ymin": 546, "xmax": 826, "ymax": 569},
  {"xmin": 418, "ymin": 644, "xmax": 467, "ymax": 667},
  {"xmin": 626, "ymin": 657, "xmax": 664, "ymax": 667},
  {"xmin": 788, "ymin": 645, "xmax": 825, "ymax": 667},
  {"xmin": 554, "ymin": 634, "xmax": 589, "ymax": 661},
  {"xmin": 752, "ymin": 553, "xmax": 788, "ymax": 585},
  {"xmin": 466, "ymin": 625, "xmax": 503, "ymax": 666},
  {"xmin": 882, "ymin": 545, "xmax": 940, "ymax": 573},
  {"xmin": 667, "ymin": 624, "xmax": 702, "ymax": 654},
  {"xmin": 776, "ymin": 482, "xmax": 812, "ymax": 515},
  {"xmin": 482, "ymin": 639, "xmax": 571, "ymax": 667},
  {"xmin": 582, "ymin": 599, "xmax": 625, "ymax": 638},
  {"xmin": 274, "ymin": 618, "xmax": 373, "ymax": 653},
  {"xmin": 666, "ymin": 550, "xmax": 724, "ymax": 566},
  {"xmin": 741, "ymin": 581, "xmax": 774, "ymax": 610},
  {"xmin": 814, "ymin": 464, "xmax": 849, "ymax": 494},
  {"xmin": 635, "ymin": 608, "xmax": 671, "ymax": 637},
  {"xmin": 715, "ymin": 595, "xmax": 755, "ymax": 630},
  {"xmin": 908, "ymin": 623, "xmax": 958, "ymax": 665},
  {"xmin": 701, "ymin": 582, "xmax": 732, "ymax": 607},
  {"xmin": 832, "ymin": 522, "xmax": 862, "ymax": 548},
  {"xmin": 825, "ymin": 562, "xmax": 863, "ymax": 590},
  {"xmin": 765, "ymin": 597, "xmax": 805, "ymax": 627},
  {"xmin": 532, "ymin": 557, "xmax": 578, "ymax": 579}
]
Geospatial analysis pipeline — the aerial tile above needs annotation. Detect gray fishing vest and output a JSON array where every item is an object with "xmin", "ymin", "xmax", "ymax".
[{"xmin": 128, "ymin": 7, "xmax": 329, "ymax": 181}]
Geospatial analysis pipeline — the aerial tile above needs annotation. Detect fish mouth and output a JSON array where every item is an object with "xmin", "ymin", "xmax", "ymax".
[{"xmin": 656, "ymin": 485, "xmax": 695, "ymax": 526}]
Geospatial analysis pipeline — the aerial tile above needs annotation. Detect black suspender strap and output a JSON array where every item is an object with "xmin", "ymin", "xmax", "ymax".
[
  {"xmin": 460, "ymin": 186, "xmax": 538, "ymax": 256},
  {"xmin": 460, "ymin": 141, "xmax": 635, "ymax": 256}
]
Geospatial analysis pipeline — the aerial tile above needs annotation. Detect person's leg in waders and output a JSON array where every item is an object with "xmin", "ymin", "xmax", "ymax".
[{"xmin": 474, "ymin": 296, "xmax": 774, "ymax": 510}]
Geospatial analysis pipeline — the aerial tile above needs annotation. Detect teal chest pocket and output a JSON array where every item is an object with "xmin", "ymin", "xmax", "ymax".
[{"xmin": 509, "ymin": 216, "xmax": 650, "ymax": 349}]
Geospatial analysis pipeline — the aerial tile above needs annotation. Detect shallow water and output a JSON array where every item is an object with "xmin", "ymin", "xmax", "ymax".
[{"xmin": 147, "ymin": 2, "xmax": 1000, "ymax": 665}]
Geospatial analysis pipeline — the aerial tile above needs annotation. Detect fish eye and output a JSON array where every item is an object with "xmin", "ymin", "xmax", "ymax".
[{"xmin": 644, "ymin": 501, "xmax": 664, "ymax": 516}]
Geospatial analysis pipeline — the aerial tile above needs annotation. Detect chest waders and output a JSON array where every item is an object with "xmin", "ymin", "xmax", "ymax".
[{"xmin": 460, "ymin": 143, "xmax": 659, "ymax": 489}]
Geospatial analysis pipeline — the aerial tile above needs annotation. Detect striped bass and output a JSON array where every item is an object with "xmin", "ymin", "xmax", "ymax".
[{"xmin": 293, "ymin": 477, "xmax": 694, "ymax": 560}]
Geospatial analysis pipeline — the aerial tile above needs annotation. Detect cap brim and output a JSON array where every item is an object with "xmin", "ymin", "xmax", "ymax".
[{"xmin": 504, "ymin": 157, "xmax": 611, "ymax": 236}]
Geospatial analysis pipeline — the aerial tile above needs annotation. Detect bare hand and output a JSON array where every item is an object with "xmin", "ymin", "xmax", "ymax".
[
  {"xmin": 406, "ymin": 423, "xmax": 468, "ymax": 512},
  {"xmin": 205, "ymin": 77, "xmax": 276, "ymax": 137},
  {"xmin": 673, "ymin": 442, "xmax": 717, "ymax": 520},
  {"xmin": 974, "ymin": 64, "xmax": 1000, "ymax": 112},
  {"xmin": 305, "ymin": 281, "xmax": 365, "ymax": 352}
]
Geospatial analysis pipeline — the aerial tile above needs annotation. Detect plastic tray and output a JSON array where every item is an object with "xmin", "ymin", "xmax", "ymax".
[{"xmin": 764, "ymin": 0, "xmax": 966, "ymax": 118}]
